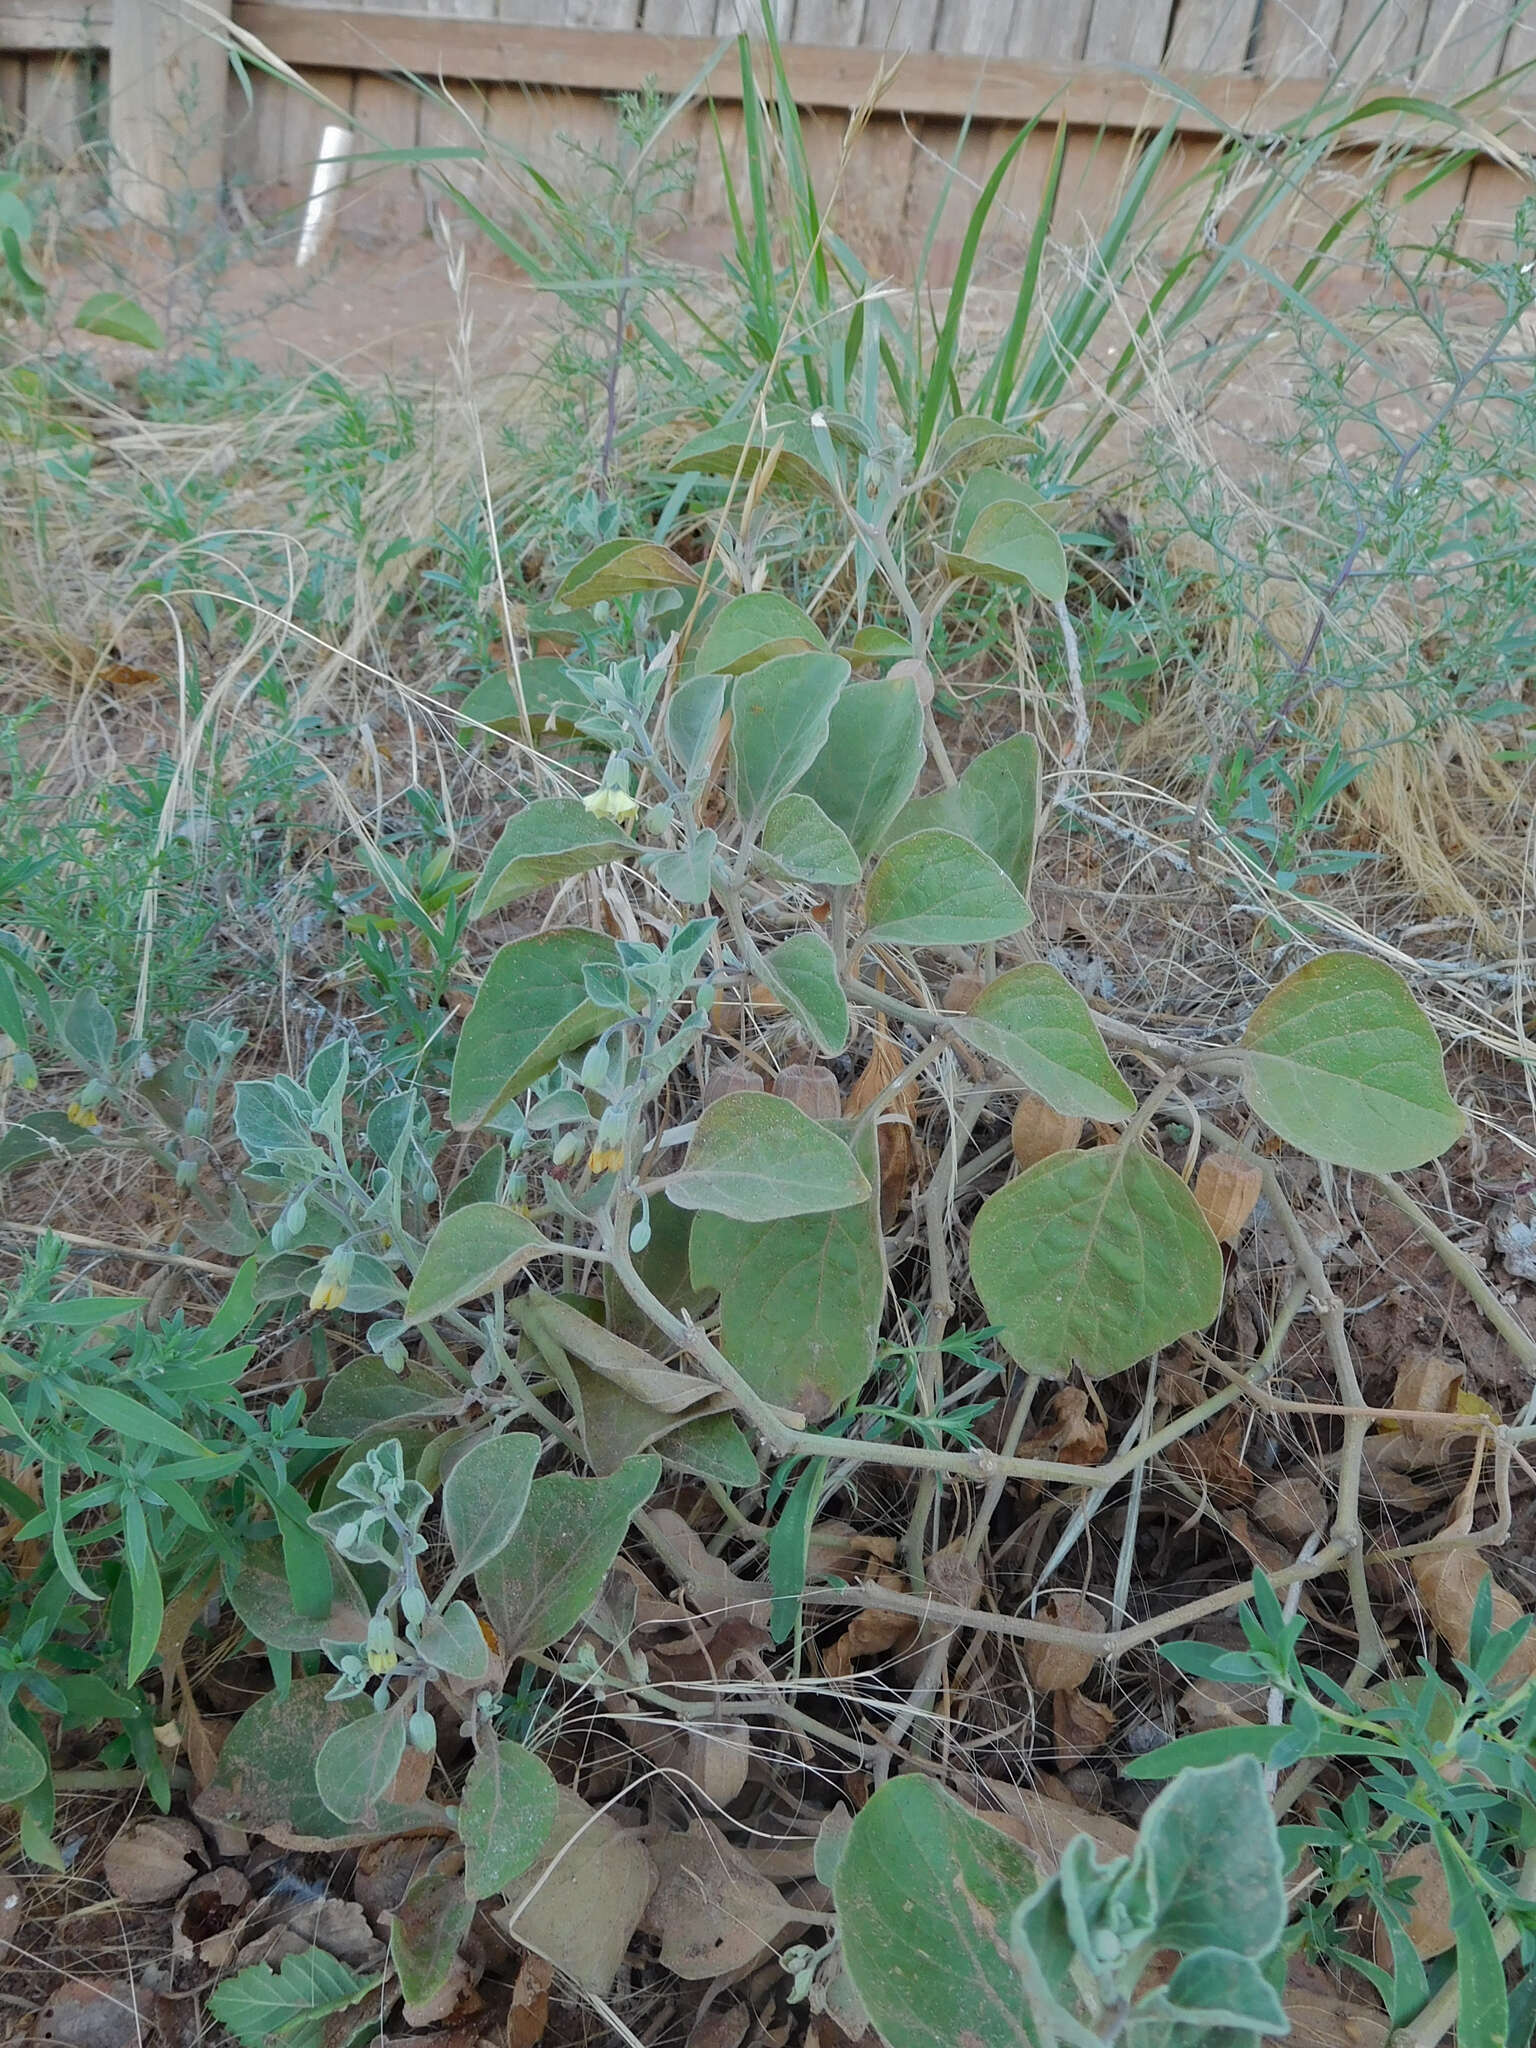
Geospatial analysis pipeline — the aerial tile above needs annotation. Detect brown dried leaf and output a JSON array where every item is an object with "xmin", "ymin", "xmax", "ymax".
[
  {"xmin": 1282, "ymin": 1956, "xmax": 1390, "ymax": 2047},
  {"xmin": 387, "ymin": 1741, "xmax": 435, "ymax": 1809},
  {"xmin": 1413, "ymin": 1521, "xmax": 1536, "ymax": 1685},
  {"xmin": 39, "ymin": 1980, "xmax": 145, "ymax": 2048},
  {"xmin": 1165, "ymin": 1410, "xmax": 1254, "ymax": 1502},
  {"xmin": 1016, "ymin": 1388, "xmax": 1107, "ymax": 1468},
  {"xmin": 647, "ymin": 1507, "xmax": 772, "ymax": 1630},
  {"xmin": 941, "ymin": 972, "xmax": 987, "ymax": 1014},
  {"xmin": 645, "ymin": 1818, "xmax": 792, "ymax": 1980},
  {"xmin": 497, "ymin": 1787, "xmax": 654, "ymax": 1996},
  {"xmin": 102, "ymin": 1817, "xmax": 205, "ymax": 1904},
  {"xmin": 1021, "ymin": 1594, "xmax": 1104, "ymax": 1695},
  {"xmin": 1367, "ymin": 1842, "xmax": 1454, "ymax": 1967},
  {"xmin": 1178, "ymin": 1679, "xmax": 1268, "ymax": 1733},
  {"xmin": 821, "ymin": 1574, "xmax": 919, "ymax": 1679},
  {"xmin": 506, "ymin": 1951, "xmax": 553, "ymax": 2048},
  {"xmin": 1391, "ymin": 1354, "xmax": 1462, "ymax": 1448},
  {"xmin": 973, "ymin": 1781, "xmax": 1134, "ymax": 1874},
  {"xmin": 846, "ymin": 1024, "xmax": 918, "ymax": 1227},
  {"xmin": 1252, "ymin": 1475, "xmax": 1328, "ymax": 1544},
  {"xmin": 353, "ymin": 1835, "xmax": 438, "ymax": 1930},
  {"xmin": 284, "ymin": 1895, "xmax": 386, "ymax": 1972},
  {"xmin": 170, "ymin": 1864, "xmax": 252, "ymax": 1968},
  {"xmin": 1051, "ymin": 1688, "xmax": 1116, "ymax": 1761}
]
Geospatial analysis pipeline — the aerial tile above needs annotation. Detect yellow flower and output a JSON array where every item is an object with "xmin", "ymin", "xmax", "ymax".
[
  {"xmin": 587, "ymin": 1144, "xmax": 625, "ymax": 1176},
  {"xmin": 308, "ymin": 1247, "xmax": 355, "ymax": 1314},
  {"xmin": 366, "ymin": 1643, "xmax": 399, "ymax": 1677},
  {"xmin": 66, "ymin": 1100, "xmax": 100, "ymax": 1129},
  {"xmin": 582, "ymin": 785, "xmax": 639, "ymax": 826}
]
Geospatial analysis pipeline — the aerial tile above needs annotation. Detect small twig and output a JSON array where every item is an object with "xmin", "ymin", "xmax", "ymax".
[{"xmin": 0, "ymin": 1221, "xmax": 235, "ymax": 1278}]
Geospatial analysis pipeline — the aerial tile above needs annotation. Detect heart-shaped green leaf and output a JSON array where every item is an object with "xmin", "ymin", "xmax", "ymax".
[
  {"xmin": 477, "ymin": 1456, "xmax": 660, "ymax": 1657},
  {"xmin": 459, "ymin": 1736, "xmax": 559, "ymax": 1900},
  {"xmin": 864, "ymin": 831, "xmax": 1030, "ymax": 946},
  {"xmin": 670, "ymin": 412, "xmax": 837, "ymax": 497},
  {"xmin": 449, "ymin": 930, "xmax": 627, "ymax": 1130},
  {"xmin": 695, "ymin": 591, "xmax": 827, "ymax": 674},
  {"xmin": 796, "ymin": 675, "xmax": 925, "ymax": 859},
  {"xmin": 957, "ymin": 964, "xmax": 1134, "ymax": 1119},
  {"xmin": 834, "ymin": 1774, "xmax": 1038, "ymax": 2048},
  {"xmin": 469, "ymin": 800, "xmax": 631, "ymax": 920},
  {"xmin": 690, "ymin": 1182, "xmax": 885, "ymax": 1419},
  {"xmin": 970, "ymin": 1145, "xmax": 1223, "ymax": 1376},
  {"xmin": 760, "ymin": 794, "xmax": 861, "ymax": 886},
  {"xmin": 666, "ymin": 671, "xmax": 729, "ymax": 786},
  {"xmin": 730, "ymin": 652, "xmax": 850, "ymax": 828},
  {"xmin": 1240, "ymin": 953, "xmax": 1463, "ymax": 1172},
  {"xmin": 413, "ymin": 1600, "xmax": 492, "ymax": 1683},
  {"xmin": 315, "ymin": 1703, "xmax": 408, "ymax": 1827},
  {"xmin": 458, "ymin": 656, "xmax": 579, "ymax": 738},
  {"xmin": 441, "ymin": 1431, "xmax": 540, "ymax": 1579},
  {"xmin": 556, "ymin": 537, "xmax": 698, "ymax": 606},
  {"xmin": 667, "ymin": 1093, "xmax": 870, "ymax": 1221},
  {"xmin": 930, "ymin": 417, "xmax": 1039, "ymax": 477},
  {"xmin": 758, "ymin": 931, "xmax": 850, "ymax": 1055},
  {"xmin": 404, "ymin": 1204, "xmax": 551, "ymax": 1324},
  {"xmin": 225, "ymin": 1539, "xmax": 370, "ymax": 1654},
  {"xmin": 391, "ymin": 1858, "xmax": 475, "ymax": 2011},
  {"xmin": 947, "ymin": 497, "xmax": 1067, "ymax": 601},
  {"xmin": 0, "ymin": 1708, "xmax": 46, "ymax": 1804},
  {"xmin": 887, "ymin": 732, "xmax": 1039, "ymax": 892}
]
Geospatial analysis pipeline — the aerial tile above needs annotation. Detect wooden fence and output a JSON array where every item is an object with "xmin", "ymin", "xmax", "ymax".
[{"xmin": 2, "ymin": 0, "xmax": 1533, "ymax": 270}]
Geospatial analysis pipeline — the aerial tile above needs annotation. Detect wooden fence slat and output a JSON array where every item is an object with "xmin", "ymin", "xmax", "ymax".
[
  {"xmin": 792, "ymin": 0, "xmax": 865, "ymax": 45},
  {"xmin": 1083, "ymin": 0, "xmax": 1176, "ymax": 65},
  {"xmin": 1415, "ymin": 0, "xmax": 1522, "ymax": 91},
  {"xmin": 860, "ymin": 0, "xmax": 942, "ymax": 52},
  {"xmin": 1253, "ymin": 0, "xmax": 1346, "ymax": 74},
  {"xmin": 1331, "ymin": 0, "xmax": 1432, "ymax": 79},
  {"xmin": 933, "ymin": 0, "xmax": 1016, "ymax": 59},
  {"xmin": 1163, "ymin": 0, "xmax": 1261, "ymax": 70},
  {"xmin": 1006, "ymin": 0, "xmax": 1094, "ymax": 63},
  {"xmin": 110, "ymin": 0, "xmax": 231, "ymax": 221}
]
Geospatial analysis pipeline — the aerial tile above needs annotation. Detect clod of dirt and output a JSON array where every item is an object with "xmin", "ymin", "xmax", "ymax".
[
  {"xmin": 1492, "ymin": 1199, "xmax": 1536, "ymax": 1281},
  {"xmin": 102, "ymin": 1817, "xmax": 207, "ymax": 1904},
  {"xmin": 40, "ymin": 1978, "xmax": 146, "ymax": 2048}
]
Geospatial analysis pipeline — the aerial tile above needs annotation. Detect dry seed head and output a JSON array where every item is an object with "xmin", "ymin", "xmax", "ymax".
[
  {"xmin": 701, "ymin": 1059, "xmax": 764, "ymax": 1110},
  {"xmin": 1193, "ymin": 1155, "xmax": 1262, "ymax": 1243},
  {"xmin": 1012, "ymin": 1093, "xmax": 1083, "ymax": 1171},
  {"xmin": 773, "ymin": 1062, "xmax": 841, "ymax": 1121}
]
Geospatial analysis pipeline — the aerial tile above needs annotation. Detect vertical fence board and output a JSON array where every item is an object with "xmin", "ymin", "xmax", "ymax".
[
  {"xmin": 932, "ymin": 0, "xmax": 1017, "ymax": 58},
  {"xmin": 860, "ymin": 0, "xmax": 944, "ymax": 53},
  {"xmin": 1083, "ymin": 0, "xmax": 1177, "ymax": 65},
  {"xmin": 1006, "ymin": 0, "xmax": 1094, "ymax": 62},
  {"xmin": 347, "ymin": 70, "xmax": 427, "ymax": 238},
  {"xmin": 1253, "ymin": 0, "xmax": 1346, "ymax": 74},
  {"xmin": 1415, "ymin": 0, "xmax": 1523, "ymax": 90},
  {"xmin": 1330, "ymin": 0, "xmax": 1431, "ymax": 79},
  {"xmin": 792, "ymin": 0, "xmax": 865, "ymax": 44},
  {"xmin": 1162, "ymin": 0, "xmax": 1262, "ymax": 70}
]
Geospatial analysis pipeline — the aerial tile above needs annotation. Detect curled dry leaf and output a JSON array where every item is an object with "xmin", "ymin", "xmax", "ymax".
[
  {"xmin": 645, "ymin": 1818, "xmax": 792, "ymax": 1980},
  {"xmin": 1412, "ymin": 1505, "xmax": 1536, "ymax": 1686},
  {"xmin": 401, "ymin": 1951, "xmax": 479, "ymax": 2032},
  {"xmin": 1016, "ymin": 1388, "xmax": 1107, "ymax": 1469},
  {"xmin": 387, "ymin": 1741, "xmax": 435, "ymax": 1809},
  {"xmin": 974, "ymin": 1780, "xmax": 1134, "ymax": 1876},
  {"xmin": 1165, "ymin": 1409, "xmax": 1254, "ymax": 1502},
  {"xmin": 1011, "ymin": 1093, "xmax": 1082, "ymax": 1171},
  {"xmin": 507, "ymin": 1950, "xmax": 554, "ymax": 2048},
  {"xmin": 353, "ymin": 1834, "xmax": 438, "ymax": 1930},
  {"xmin": 821, "ymin": 1579, "xmax": 918, "ymax": 1679},
  {"xmin": 1051, "ymin": 1688, "xmax": 1116, "ymax": 1761},
  {"xmin": 685, "ymin": 2004, "xmax": 750, "ymax": 2048},
  {"xmin": 1252, "ymin": 1474, "xmax": 1328, "ymax": 1544},
  {"xmin": 1022, "ymin": 1593, "xmax": 1103, "ymax": 1694},
  {"xmin": 1367, "ymin": 1841, "xmax": 1454, "ymax": 1967},
  {"xmin": 647, "ymin": 1506, "xmax": 772, "ymax": 1631},
  {"xmin": 845, "ymin": 1020, "xmax": 917, "ymax": 1227},
  {"xmin": 1192, "ymin": 1154, "xmax": 1262, "ymax": 1244},
  {"xmin": 170, "ymin": 1864, "xmax": 252, "ymax": 1968},
  {"xmin": 283, "ymin": 1895, "xmax": 386, "ymax": 1972},
  {"xmin": 773, "ymin": 1061, "xmax": 842, "ymax": 1121},
  {"xmin": 102, "ymin": 1816, "xmax": 206, "ymax": 1904}
]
